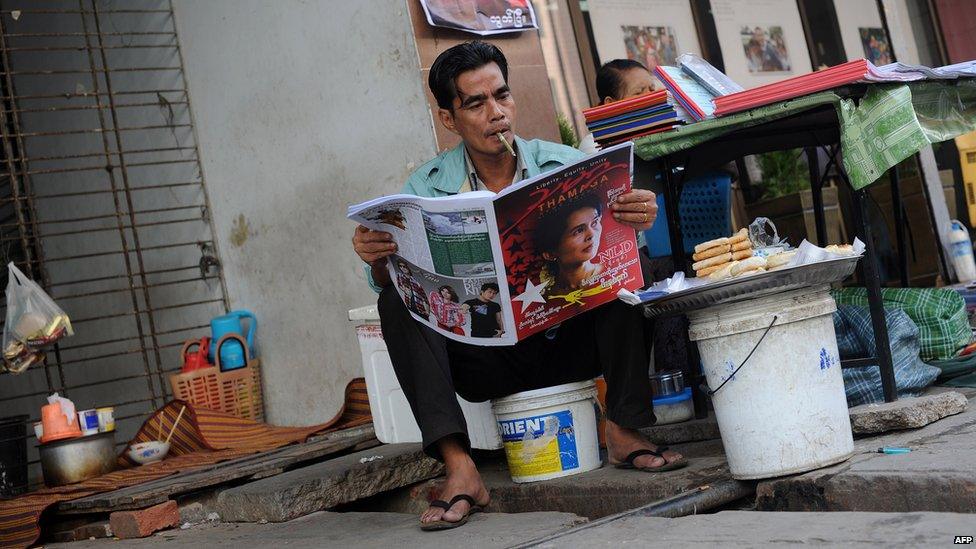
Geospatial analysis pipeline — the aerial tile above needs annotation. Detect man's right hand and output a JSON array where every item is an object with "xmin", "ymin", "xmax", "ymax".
[{"xmin": 352, "ymin": 225, "xmax": 396, "ymax": 287}]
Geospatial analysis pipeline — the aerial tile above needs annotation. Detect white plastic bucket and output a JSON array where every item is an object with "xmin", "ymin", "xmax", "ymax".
[
  {"xmin": 688, "ymin": 286, "xmax": 854, "ymax": 480},
  {"xmin": 492, "ymin": 380, "xmax": 601, "ymax": 483}
]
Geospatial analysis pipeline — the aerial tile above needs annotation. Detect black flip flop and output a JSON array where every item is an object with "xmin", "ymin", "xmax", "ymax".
[
  {"xmin": 419, "ymin": 493, "xmax": 486, "ymax": 531},
  {"xmin": 614, "ymin": 447, "xmax": 688, "ymax": 472}
]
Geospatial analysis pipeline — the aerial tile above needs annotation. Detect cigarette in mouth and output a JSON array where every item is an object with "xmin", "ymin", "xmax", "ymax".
[{"xmin": 496, "ymin": 132, "xmax": 516, "ymax": 157}]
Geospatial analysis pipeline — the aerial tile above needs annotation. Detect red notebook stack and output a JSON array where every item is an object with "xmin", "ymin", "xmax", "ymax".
[
  {"xmin": 582, "ymin": 90, "xmax": 668, "ymax": 121},
  {"xmin": 713, "ymin": 59, "xmax": 870, "ymax": 117},
  {"xmin": 582, "ymin": 90, "xmax": 680, "ymax": 146}
]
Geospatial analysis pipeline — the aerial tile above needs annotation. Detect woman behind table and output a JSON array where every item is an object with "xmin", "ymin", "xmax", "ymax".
[
  {"xmin": 578, "ymin": 59, "xmax": 656, "ymax": 155},
  {"xmin": 428, "ymin": 285, "xmax": 467, "ymax": 336},
  {"xmin": 578, "ymin": 60, "xmax": 695, "ymax": 392},
  {"xmin": 535, "ymin": 194, "xmax": 605, "ymax": 298}
]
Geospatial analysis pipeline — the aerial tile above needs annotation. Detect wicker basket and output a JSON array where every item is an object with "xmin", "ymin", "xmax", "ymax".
[{"xmin": 168, "ymin": 334, "xmax": 264, "ymax": 422}]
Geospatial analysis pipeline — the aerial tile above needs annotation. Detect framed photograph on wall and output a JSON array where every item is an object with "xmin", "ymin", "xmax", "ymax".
[
  {"xmin": 709, "ymin": 0, "xmax": 812, "ymax": 87},
  {"xmin": 586, "ymin": 0, "xmax": 703, "ymax": 90},
  {"xmin": 832, "ymin": 0, "xmax": 892, "ymax": 64}
]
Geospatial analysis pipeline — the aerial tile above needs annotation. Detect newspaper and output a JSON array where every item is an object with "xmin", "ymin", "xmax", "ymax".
[
  {"xmin": 865, "ymin": 61, "xmax": 976, "ymax": 82},
  {"xmin": 347, "ymin": 143, "xmax": 642, "ymax": 346}
]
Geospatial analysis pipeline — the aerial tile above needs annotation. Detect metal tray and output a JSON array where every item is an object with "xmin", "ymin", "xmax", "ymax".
[{"xmin": 641, "ymin": 255, "xmax": 861, "ymax": 317}]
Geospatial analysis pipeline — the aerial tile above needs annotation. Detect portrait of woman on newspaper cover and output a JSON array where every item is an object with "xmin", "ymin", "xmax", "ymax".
[{"xmin": 535, "ymin": 193, "xmax": 606, "ymax": 299}]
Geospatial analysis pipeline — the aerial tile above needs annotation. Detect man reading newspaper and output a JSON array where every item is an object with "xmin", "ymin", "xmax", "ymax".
[{"xmin": 350, "ymin": 41, "xmax": 685, "ymax": 531}]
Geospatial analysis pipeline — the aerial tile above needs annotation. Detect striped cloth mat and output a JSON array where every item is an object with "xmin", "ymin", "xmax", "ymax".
[{"xmin": 0, "ymin": 378, "xmax": 370, "ymax": 548}]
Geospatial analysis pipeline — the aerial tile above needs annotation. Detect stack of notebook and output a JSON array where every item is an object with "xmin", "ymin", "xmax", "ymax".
[
  {"xmin": 678, "ymin": 53, "xmax": 745, "ymax": 96},
  {"xmin": 653, "ymin": 54, "xmax": 744, "ymax": 122},
  {"xmin": 654, "ymin": 65, "xmax": 717, "ymax": 122},
  {"xmin": 582, "ymin": 90, "xmax": 681, "ymax": 147},
  {"xmin": 710, "ymin": 58, "xmax": 958, "ymax": 116}
]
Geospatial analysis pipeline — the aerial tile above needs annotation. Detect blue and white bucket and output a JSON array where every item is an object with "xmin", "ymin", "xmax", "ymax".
[
  {"xmin": 688, "ymin": 285, "xmax": 854, "ymax": 479},
  {"xmin": 491, "ymin": 380, "xmax": 601, "ymax": 483}
]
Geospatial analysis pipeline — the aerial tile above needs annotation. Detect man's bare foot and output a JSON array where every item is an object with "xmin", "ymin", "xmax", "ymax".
[
  {"xmin": 421, "ymin": 437, "xmax": 490, "ymax": 526},
  {"xmin": 605, "ymin": 420, "xmax": 684, "ymax": 470}
]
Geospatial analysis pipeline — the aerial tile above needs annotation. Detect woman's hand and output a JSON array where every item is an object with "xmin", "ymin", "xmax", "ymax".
[{"xmin": 610, "ymin": 189, "xmax": 658, "ymax": 231}]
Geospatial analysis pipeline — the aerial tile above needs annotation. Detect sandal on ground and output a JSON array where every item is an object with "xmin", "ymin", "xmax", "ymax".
[
  {"xmin": 612, "ymin": 447, "xmax": 688, "ymax": 472},
  {"xmin": 419, "ymin": 493, "xmax": 487, "ymax": 531}
]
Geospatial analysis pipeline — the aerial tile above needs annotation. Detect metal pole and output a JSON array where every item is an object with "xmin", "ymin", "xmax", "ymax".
[
  {"xmin": 805, "ymin": 147, "xmax": 827, "ymax": 245},
  {"xmin": 852, "ymin": 188, "xmax": 898, "ymax": 402},
  {"xmin": 656, "ymin": 156, "xmax": 706, "ymax": 417},
  {"xmin": 661, "ymin": 156, "xmax": 686, "ymax": 274},
  {"xmin": 0, "ymin": 15, "xmax": 65, "ymax": 394},
  {"xmin": 912, "ymin": 153, "xmax": 951, "ymax": 282},
  {"xmin": 168, "ymin": 0, "xmax": 231, "ymax": 313},
  {"xmin": 76, "ymin": 2, "xmax": 159, "ymax": 410},
  {"xmin": 90, "ymin": 0, "xmax": 172, "ymax": 402},
  {"xmin": 889, "ymin": 167, "xmax": 910, "ymax": 287}
]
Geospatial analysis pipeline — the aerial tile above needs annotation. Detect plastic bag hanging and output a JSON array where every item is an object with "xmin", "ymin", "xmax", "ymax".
[{"xmin": 2, "ymin": 262, "xmax": 73, "ymax": 373}]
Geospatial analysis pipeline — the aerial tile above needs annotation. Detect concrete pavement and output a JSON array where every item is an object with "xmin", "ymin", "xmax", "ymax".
[
  {"xmin": 757, "ymin": 388, "xmax": 976, "ymax": 512},
  {"xmin": 48, "ymin": 511, "xmax": 586, "ymax": 549},
  {"xmin": 48, "ymin": 510, "xmax": 975, "ymax": 548},
  {"xmin": 527, "ymin": 511, "xmax": 975, "ymax": 547}
]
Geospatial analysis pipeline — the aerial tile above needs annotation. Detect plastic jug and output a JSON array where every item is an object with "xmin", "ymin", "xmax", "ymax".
[
  {"xmin": 948, "ymin": 220, "xmax": 976, "ymax": 283},
  {"xmin": 215, "ymin": 333, "xmax": 253, "ymax": 373},
  {"xmin": 180, "ymin": 337, "xmax": 210, "ymax": 373},
  {"xmin": 209, "ymin": 310, "xmax": 256, "ymax": 371}
]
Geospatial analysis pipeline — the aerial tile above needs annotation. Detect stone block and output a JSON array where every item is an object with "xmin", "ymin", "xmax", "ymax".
[
  {"xmin": 109, "ymin": 500, "xmax": 179, "ymax": 539},
  {"xmin": 640, "ymin": 416, "xmax": 721, "ymax": 445},
  {"xmin": 48, "ymin": 521, "xmax": 112, "ymax": 543},
  {"xmin": 368, "ymin": 439, "xmax": 732, "ymax": 519},
  {"xmin": 849, "ymin": 391, "xmax": 968, "ymax": 435},
  {"xmin": 212, "ymin": 443, "xmax": 444, "ymax": 522}
]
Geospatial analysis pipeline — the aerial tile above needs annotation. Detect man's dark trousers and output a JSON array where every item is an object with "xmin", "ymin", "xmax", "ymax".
[{"xmin": 377, "ymin": 282, "xmax": 656, "ymax": 458}]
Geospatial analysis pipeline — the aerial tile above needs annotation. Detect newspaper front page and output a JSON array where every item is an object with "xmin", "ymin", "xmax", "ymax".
[{"xmin": 348, "ymin": 143, "xmax": 641, "ymax": 346}]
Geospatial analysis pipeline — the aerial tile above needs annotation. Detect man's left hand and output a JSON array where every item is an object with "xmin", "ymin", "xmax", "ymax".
[{"xmin": 611, "ymin": 189, "xmax": 658, "ymax": 231}]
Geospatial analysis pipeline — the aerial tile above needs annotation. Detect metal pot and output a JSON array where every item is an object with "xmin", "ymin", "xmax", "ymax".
[
  {"xmin": 649, "ymin": 369, "xmax": 685, "ymax": 398},
  {"xmin": 38, "ymin": 431, "xmax": 116, "ymax": 487}
]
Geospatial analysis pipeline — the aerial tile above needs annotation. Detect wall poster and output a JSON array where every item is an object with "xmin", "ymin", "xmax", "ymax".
[
  {"xmin": 420, "ymin": 0, "xmax": 538, "ymax": 36},
  {"xmin": 832, "ymin": 0, "xmax": 892, "ymax": 64},
  {"xmin": 709, "ymin": 0, "xmax": 812, "ymax": 88},
  {"xmin": 586, "ymin": 0, "xmax": 702, "ymax": 91}
]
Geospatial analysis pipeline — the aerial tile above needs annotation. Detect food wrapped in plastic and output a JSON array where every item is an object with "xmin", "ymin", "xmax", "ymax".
[{"xmin": 2, "ymin": 263, "xmax": 73, "ymax": 373}]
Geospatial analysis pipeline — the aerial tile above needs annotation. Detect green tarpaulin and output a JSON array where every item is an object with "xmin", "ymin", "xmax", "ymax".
[{"xmin": 633, "ymin": 80, "xmax": 976, "ymax": 189}]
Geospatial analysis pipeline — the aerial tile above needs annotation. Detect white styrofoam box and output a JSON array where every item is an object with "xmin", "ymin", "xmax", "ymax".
[{"xmin": 350, "ymin": 306, "xmax": 502, "ymax": 449}]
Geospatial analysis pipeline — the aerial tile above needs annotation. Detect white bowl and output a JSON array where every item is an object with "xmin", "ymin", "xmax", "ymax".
[{"xmin": 127, "ymin": 441, "xmax": 171, "ymax": 464}]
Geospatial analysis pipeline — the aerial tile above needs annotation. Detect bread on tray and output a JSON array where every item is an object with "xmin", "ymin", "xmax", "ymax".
[
  {"xmin": 766, "ymin": 250, "xmax": 797, "ymax": 270},
  {"xmin": 693, "ymin": 228, "xmax": 754, "ymax": 279}
]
